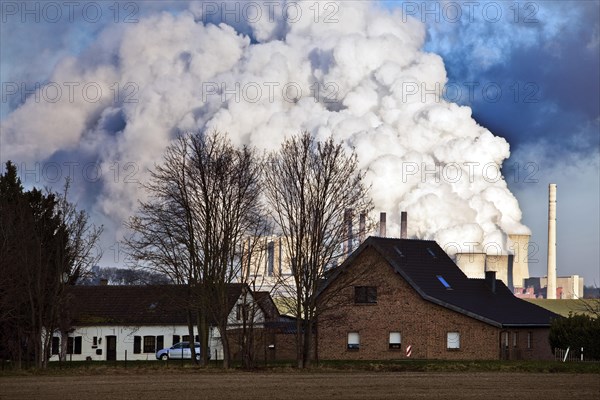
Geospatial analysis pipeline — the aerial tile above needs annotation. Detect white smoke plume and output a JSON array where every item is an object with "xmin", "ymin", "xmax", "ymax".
[{"xmin": 1, "ymin": 1, "xmax": 529, "ymax": 258}]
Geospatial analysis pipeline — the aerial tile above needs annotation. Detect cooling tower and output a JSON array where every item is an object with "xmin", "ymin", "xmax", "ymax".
[
  {"xmin": 508, "ymin": 234, "xmax": 530, "ymax": 289},
  {"xmin": 485, "ymin": 254, "xmax": 513, "ymax": 289},
  {"xmin": 455, "ymin": 253, "xmax": 487, "ymax": 279},
  {"xmin": 547, "ymin": 184, "xmax": 557, "ymax": 299}
]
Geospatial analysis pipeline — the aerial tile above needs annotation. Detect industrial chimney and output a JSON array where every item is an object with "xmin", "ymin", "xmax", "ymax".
[
  {"xmin": 400, "ymin": 211, "xmax": 407, "ymax": 239},
  {"xmin": 547, "ymin": 183, "xmax": 557, "ymax": 299},
  {"xmin": 344, "ymin": 208, "xmax": 353, "ymax": 257},
  {"xmin": 359, "ymin": 212, "xmax": 366, "ymax": 242},
  {"xmin": 379, "ymin": 212, "xmax": 386, "ymax": 237}
]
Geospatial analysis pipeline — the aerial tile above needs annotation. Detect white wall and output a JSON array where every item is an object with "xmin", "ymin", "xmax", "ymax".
[{"xmin": 48, "ymin": 325, "xmax": 223, "ymax": 362}]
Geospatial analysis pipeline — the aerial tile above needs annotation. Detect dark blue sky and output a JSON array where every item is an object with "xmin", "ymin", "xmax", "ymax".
[{"xmin": 407, "ymin": 0, "xmax": 599, "ymax": 284}]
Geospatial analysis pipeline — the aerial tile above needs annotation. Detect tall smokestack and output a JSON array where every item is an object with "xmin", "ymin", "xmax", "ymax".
[
  {"xmin": 379, "ymin": 212, "xmax": 386, "ymax": 237},
  {"xmin": 345, "ymin": 208, "xmax": 353, "ymax": 257},
  {"xmin": 359, "ymin": 212, "xmax": 366, "ymax": 243},
  {"xmin": 400, "ymin": 211, "xmax": 407, "ymax": 239},
  {"xmin": 547, "ymin": 183, "xmax": 557, "ymax": 299}
]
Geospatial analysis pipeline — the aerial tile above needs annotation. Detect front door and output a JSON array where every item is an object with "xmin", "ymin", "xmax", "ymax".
[{"xmin": 106, "ymin": 336, "xmax": 117, "ymax": 361}]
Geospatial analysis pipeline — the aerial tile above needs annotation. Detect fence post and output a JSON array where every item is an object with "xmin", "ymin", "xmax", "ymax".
[
  {"xmin": 562, "ymin": 346, "xmax": 570, "ymax": 362},
  {"xmin": 581, "ymin": 347, "xmax": 583, "ymax": 362}
]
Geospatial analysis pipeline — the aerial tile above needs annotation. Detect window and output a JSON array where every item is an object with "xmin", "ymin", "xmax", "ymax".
[
  {"xmin": 527, "ymin": 332, "xmax": 533, "ymax": 349},
  {"xmin": 133, "ymin": 336, "xmax": 141, "ymax": 354},
  {"xmin": 51, "ymin": 337, "xmax": 60, "ymax": 355},
  {"xmin": 181, "ymin": 335, "xmax": 199, "ymax": 343},
  {"xmin": 156, "ymin": 335, "xmax": 164, "ymax": 351},
  {"xmin": 347, "ymin": 332, "xmax": 360, "ymax": 350},
  {"xmin": 437, "ymin": 275, "xmax": 451, "ymax": 289},
  {"xmin": 267, "ymin": 241, "xmax": 275, "ymax": 276},
  {"xmin": 92, "ymin": 336, "xmax": 98, "ymax": 347},
  {"xmin": 172, "ymin": 335, "xmax": 180, "ymax": 345},
  {"xmin": 502, "ymin": 331, "xmax": 509, "ymax": 348},
  {"xmin": 354, "ymin": 286, "xmax": 377, "ymax": 304},
  {"xmin": 447, "ymin": 332, "xmax": 460, "ymax": 350},
  {"xmin": 67, "ymin": 337, "xmax": 82, "ymax": 354},
  {"xmin": 513, "ymin": 332, "xmax": 518, "ymax": 348},
  {"xmin": 236, "ymin": 304, "xmax": 249, "ymax": 321},
  {"xmin": 143, "ymin": 336, "xmax": 156, "ymax": 353},
  {"xmin": 389, "ymin": 332, "xmax": 401, "ymax": 350}
]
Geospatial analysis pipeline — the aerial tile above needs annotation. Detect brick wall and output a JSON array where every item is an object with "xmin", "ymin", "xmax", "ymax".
[
  {"xmin": 227, "ymin": 327, "xmax": 306, "ymax": 362},
  {"xmin": 317, "ymin": 247, "xmax": 553, "ymax": 361}
]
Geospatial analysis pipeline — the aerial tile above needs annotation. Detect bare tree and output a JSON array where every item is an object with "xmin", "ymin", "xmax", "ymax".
[
  {"xmin": 186, "ymin": 131, "xmax": 268, "ymax": 368},
  {"xmin": 263, "ymin": 132, "xmax": 372, "ymax": 368},
  {"xmin": 125, "ymin": 134, "xmax": 205, "ymax": 364},
  {"xmin": 125, "ymin": 131, "xmax": 267, "ymax": 368}
]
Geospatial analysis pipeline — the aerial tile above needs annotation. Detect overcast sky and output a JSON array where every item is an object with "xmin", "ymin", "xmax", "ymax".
[{"xmin": 1, "ymin": 1, "xmax": 598, "ymax": 286}]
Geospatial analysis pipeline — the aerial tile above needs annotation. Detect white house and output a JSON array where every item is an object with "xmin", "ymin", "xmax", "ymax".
[{"xmin": 48, "ymin": 284, "xmax": 271, "ymax": 362}]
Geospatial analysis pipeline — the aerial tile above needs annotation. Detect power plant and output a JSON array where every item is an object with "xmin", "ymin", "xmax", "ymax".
[{"xmin": 247, "ymin": 184, "xmax": 581, "ymax": 299}]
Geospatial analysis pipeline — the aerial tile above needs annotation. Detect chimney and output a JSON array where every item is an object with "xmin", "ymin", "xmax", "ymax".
[
  {"xmin": 359, "ymin": 212, "xmax": 366, "ymax": 242},
  {"xmin": 379, "ymin": 212, "xmax": 386, "ymax": 237},
  {"xmin": 345, "ymin": 208, "xmax": 353, "ymax": 257},
  {"xmin": 400, "ymin": 211, "xmax": 407, "ymax": 239},
  {"xmin": 547, "ymin": 183, "xmax": 557, "ymax": 299},
  {"xmin": 485, "ymin": 270, "xmax": 497, "ymax": 293}
]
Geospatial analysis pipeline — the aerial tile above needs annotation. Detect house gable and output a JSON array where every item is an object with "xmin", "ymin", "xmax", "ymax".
[
  {"xmin": 321, "ymin": 237, "xmax": 556, "ymax": 328},
  {"xmin": 318, "ymin": 246, "xmax": 501, "ymax": 359},
  {"xmin": 318, "ymin": 243, "xmax": 555, "ymax": 360}
]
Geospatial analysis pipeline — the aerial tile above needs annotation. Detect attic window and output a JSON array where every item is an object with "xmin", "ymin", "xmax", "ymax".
[
  {"xmin": 394, "ymin": 246, "xmax": 405, "ymax": 257},
  {"xmin": 354, "ymin": 286, "xmax": 377, "ymax": 304},
  {"xmin": 437, "ymin": 275, "xmax": 452, "ymax": 289},
  {"xmin": 426, "ymin": 248, "xmax": 437, "ymax": 258}
]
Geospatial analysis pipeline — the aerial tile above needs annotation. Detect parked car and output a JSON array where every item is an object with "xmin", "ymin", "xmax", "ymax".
[{"xmin": 156, "ymin": 342, "xmax": 208, "ymax": 360}]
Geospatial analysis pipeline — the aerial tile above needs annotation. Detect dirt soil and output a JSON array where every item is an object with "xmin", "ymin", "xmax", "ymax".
[{"xmin": 1, "ymin": 371, "xmax": 598, "ymax": 400}]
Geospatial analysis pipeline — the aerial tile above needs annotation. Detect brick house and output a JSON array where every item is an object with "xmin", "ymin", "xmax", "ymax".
[{"xmin": 317, "ymin": 237, "xmax": 557, "ymax": 361}]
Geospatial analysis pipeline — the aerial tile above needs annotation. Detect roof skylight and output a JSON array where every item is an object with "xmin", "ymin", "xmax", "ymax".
[
  {"xmin": 437, "ymin": 275, "xmax": 451, "ymax": 289},
  {"xmin": 394, "ymin": 246, "xmax": 405, "ymax": 257}
]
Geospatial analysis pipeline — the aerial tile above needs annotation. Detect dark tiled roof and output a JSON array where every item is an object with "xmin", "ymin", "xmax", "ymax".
[
  {"xmin": 65, "ymin": 284, "xmax": 245, "ymax": 326},
  {"xmin": 323, "ymin": 237, "xmax": 558, "ymax": 328},
  {"xmin": 254, "ymin": 291, "xmax": 280, "ymax": 320}
]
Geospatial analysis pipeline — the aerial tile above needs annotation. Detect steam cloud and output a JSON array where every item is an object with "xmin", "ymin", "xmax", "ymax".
[{"xmin": 1, "ymin": 1, "xmax": 529, "ymax": 258}]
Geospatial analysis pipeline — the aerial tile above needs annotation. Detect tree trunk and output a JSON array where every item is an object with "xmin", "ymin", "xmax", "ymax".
[
  {"xmin": 60, "ymin": 331, "xmax": 68, "ymax": 361},
  {"xmin": 220, "ymin": 324, "xmax": 230, "ymax": 369},
  {"xmin": 197, "ymin": 311, "xmax": 209, "ymax": 366},
  {"xmin": 186, "ymin": 310, "xmax": 197, "ymax": 364},
  {"xmin": 303, "ymin": 318, "xmax": 312, "ymax": 368},
  {"xmin": 296, "ymin": 312, "xmax": 304, "ymax": 368}
]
